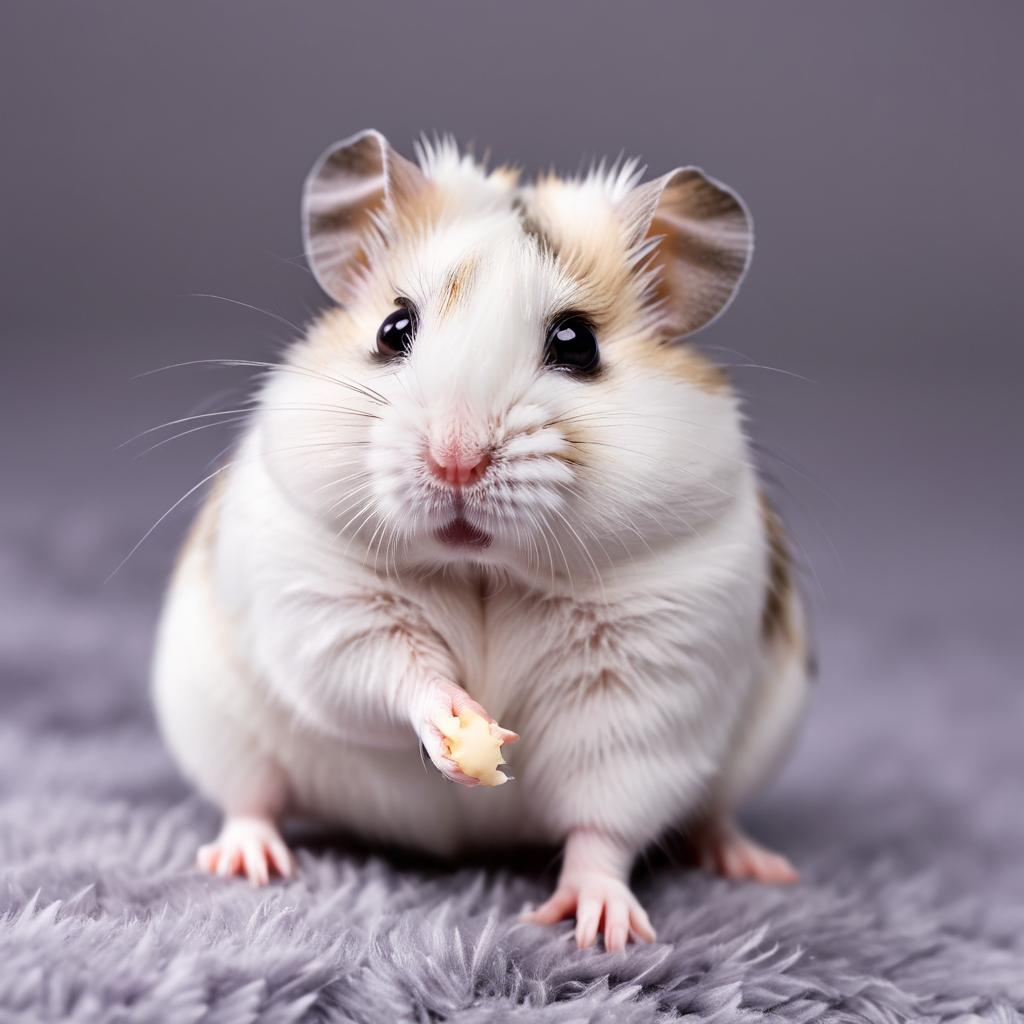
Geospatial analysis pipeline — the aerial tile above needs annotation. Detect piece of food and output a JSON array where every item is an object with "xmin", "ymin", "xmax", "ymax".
[{"xmin": 435, "ymin": 710, "xmax": 512, "ymax": 786}]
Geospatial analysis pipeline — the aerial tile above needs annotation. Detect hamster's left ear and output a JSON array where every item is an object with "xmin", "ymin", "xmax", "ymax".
[
  {"xmin": 302, "ymin": 129, "xmax": 429, "ymax": 303},
  {"xmin": 619, "ymin": 167, "xmax": 753, "ymax": 337}
]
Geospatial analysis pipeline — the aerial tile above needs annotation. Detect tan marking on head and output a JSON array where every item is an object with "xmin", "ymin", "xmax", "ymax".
[
  {"xmin": 519, "ymin": 177, "xmax": 731, "ymax": 396},
  {"xmin": 437, "ymin": 257, "xmax": 477, "ymax": 320},
  {"xmin": 525, "ymin": 179, "xmax": 635, "ymax": 320},
  {"xmin": 760, "ymin": 494, "xmax": 794, "ymax": 644}
]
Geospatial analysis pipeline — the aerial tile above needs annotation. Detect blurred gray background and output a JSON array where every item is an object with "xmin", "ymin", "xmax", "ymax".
[{"xmin": 2, "ymin": 0, "xmax": 1023, "ymax": 922}]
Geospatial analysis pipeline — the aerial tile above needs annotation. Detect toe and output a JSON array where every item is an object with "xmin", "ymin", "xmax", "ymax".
[
  {"xmin": 242, "ymin": 841, "xmax": 270, "ymax": 886},
  {"xmin": 197, "ymin": 844, "xmax": 219, "ymax": 874},
  {"xmin": 521, "ymin": 888, "xmax": 576, "ymax": 925},
  {"xmin": 629, "ymin": 902, "xmax": 657, "ymax": 943},
  {"xmin": 754, "ymin": 850, "xmax": 799, "ymax": 884},
  {"xmin": 267, "ymin": 838, "xmax": 295, "ymax": 879},
  {"xmin": 216, "ymin": 845, "xmax": 242, "ymax": 878},
  {"xmin": 604, "ymin": 898, "xmax": 630, "ymax": 953},
  {"xmin": 574, "ymin": 890, "xmax": 602, "ymax": 949}
]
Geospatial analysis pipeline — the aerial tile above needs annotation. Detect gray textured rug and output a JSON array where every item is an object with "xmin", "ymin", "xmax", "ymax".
[{"xmin": 1, "ymin": 488, "xmax": 1022, "ymax": 1023}]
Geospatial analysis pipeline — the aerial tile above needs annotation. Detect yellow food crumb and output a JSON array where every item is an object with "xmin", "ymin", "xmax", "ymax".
[{"xmin": 435, "ymin": 710, "xmax": 510, "ymax": 786}]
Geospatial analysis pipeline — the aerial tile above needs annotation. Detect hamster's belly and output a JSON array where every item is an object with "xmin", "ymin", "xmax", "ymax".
[{"xmin": 271, "ymin": 708, "xmax": 544, "ymax": 857}]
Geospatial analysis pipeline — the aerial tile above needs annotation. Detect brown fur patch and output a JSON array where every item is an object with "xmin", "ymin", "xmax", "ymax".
[
  {"xmin": 437, "ymin": 257, "xmax": 477, "ymax": 319},
  {"xmin": 760, "ymin": 494, "xmax": 794, "ymax": 644}
]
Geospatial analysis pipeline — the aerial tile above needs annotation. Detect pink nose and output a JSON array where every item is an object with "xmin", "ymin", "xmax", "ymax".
[{"xmin": 425, "ymin": 447, "xmax": 492, "ymax": 488}]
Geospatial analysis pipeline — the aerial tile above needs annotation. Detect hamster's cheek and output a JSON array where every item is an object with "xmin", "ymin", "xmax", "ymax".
[{"xmin": 552, "ymin": 366, "xmax": 743, "ymax": 550}]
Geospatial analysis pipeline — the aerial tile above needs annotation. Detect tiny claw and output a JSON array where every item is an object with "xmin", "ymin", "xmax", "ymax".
[{"xmin": 492, "ymin": 726, "xmax": 520, "ymax": 745}]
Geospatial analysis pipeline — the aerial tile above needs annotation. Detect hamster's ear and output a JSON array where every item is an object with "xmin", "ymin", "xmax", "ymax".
[
  {"xmin": 302, "ymin": 130, "xmax": 429, "ymax": 303},
  {"xmin": 619, "ymin": 167, "xmax": 753, "ymax": 337}
]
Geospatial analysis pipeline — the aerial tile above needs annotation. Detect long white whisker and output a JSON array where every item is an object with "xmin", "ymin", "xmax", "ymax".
[
  {"xmin": 106, "ymin": 463, "xmax": 234, "ymax": 582},
  {"xmin": 189, "ymin": 292, "xmax": 304, "ymax": 334},
  {"xmin": 133, "ymin": 415, "xmax": 252, "ymax": 458},
  {"xmin": 136, "ymin": 358, "xmax": 389, "ymax": 408}
]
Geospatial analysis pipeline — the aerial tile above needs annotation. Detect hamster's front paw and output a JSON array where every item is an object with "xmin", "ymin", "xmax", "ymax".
[{"xmin": 417, "ymin": 680, "xmax": 517, "ymax": 787}]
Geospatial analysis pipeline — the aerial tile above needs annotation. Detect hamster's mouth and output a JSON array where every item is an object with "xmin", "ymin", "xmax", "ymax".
[{"xmin": 435, "ymin": 515, "xmax": 491, "ymax": 549}]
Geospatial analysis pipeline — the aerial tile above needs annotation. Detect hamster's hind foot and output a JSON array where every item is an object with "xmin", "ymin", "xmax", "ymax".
[
  {"xmin": 520, "ymin": 828, "xmax": 656, "ymax": 952},
  {"xmin": 523, "ymin": 875, "xmax": 656, "ymax": 952},
  {"xmin": 696, "ymin": 820, "xmax": 798, "ymax": 885},
  {"xmin": 197, "ymin": 815, "xmax": 294, "ymax": 886}
]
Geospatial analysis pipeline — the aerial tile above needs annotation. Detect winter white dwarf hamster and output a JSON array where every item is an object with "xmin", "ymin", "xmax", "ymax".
[{"xmin": 152, "ymin": 130, "xmax": 811, "ymax": 951}]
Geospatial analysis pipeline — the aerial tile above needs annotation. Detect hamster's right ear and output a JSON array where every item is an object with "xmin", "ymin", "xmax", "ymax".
[{"xmin": 302, "ymin": 130, "xmax": 429, "ymax": 303}]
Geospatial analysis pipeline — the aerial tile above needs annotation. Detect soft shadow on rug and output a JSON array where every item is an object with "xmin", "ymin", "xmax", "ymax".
[{"xmin": 0, "ymin": 503, "xmax": 1021, "ymax": 1023}]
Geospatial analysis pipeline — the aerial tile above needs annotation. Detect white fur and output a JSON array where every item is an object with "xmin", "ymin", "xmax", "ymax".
[{"xmin": 153, "ymin": 144, "xmax": 807, "ymax": 873}]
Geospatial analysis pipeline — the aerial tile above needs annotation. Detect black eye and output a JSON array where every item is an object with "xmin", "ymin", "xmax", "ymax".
[
  {"xmin": 376, "ymin": 304, "xmax": 417, "ymax": 358},
  {"xmin": 545, "ymin": 315, "xmax": 599, "ymax": 374}
]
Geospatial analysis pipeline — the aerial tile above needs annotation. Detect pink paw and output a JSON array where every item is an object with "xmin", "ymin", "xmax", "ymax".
[
  {"xmin": 699, "ymin": 823, "xmax": 798, "ymax": 884},
  {"xmin": 197, "ymin": 816, "xmax": 294, "ymax": 886},
  {"xmin": 418, "ymin": 681, "xmax": 516, "ymax": 787},
  {"xmin": 522, "ymin": 873, "xmax": 656, "ymax": 952}
]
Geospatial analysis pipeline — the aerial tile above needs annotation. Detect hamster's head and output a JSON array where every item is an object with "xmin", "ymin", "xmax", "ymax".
[{"xmin": 260, "ymin": 130, "xmax": 754, "ymax": 584}]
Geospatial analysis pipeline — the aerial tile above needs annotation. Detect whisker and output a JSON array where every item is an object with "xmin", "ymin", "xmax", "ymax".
[
  {"xmin": 106, "ymin": 463, "xmax": 235, "ymax": 582},
  {"xmin": 133, "ymin": 414, "xmax": 252, "ymax": 458},
  {"xmin": 326, "ymin": 479, "xmax": 378, "ymax": 516},
  {"xmin": 136, "ymin": 358, "xmax": 389, "ymax": 408},
  {"xmin": 548, "ymin": 504, "xmax": 608, "ymax": 602},
  {"xmin": 309, "ymin": 467, "xmax": 372, "ymax": 497},
  {"xmin": 122, "ymin": 402, "xmax": 381, "ymax": 449},
  {"xmin": 189, "ymin": 292, "xmax": 304, "ymax": 334}
]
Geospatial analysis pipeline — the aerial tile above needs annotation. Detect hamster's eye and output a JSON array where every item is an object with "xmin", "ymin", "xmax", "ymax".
[
  {"xmin": 376, "ymin": 304, "xmax": 417, "ymax": 358},
  {"xmin": 544, "ymin": 315, "xmax": 599, "ymax": 374}
]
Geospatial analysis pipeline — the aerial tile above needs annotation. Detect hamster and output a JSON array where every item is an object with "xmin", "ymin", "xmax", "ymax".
[{"xmin": 152, "ymin": 130, "xmax": 811, "ymax": 951}]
